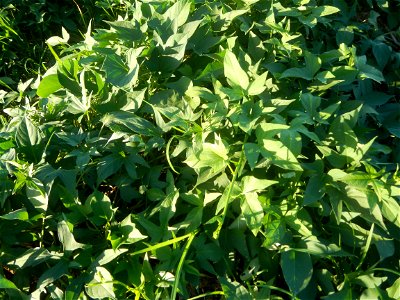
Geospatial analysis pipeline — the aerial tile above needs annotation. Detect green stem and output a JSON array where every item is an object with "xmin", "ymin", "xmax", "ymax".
[
  {"xmin": 166, "ymin": 135, "xmax": 180, "ymax": 174},
  {"xmin": 46, "ymin": 43, "xmax": 61, "ymax": 64},
  {"xmin": 355, "ymin": 223, "xmax": 374, "ymax": 272},
  {"xmin": 39, "ymin": 215, "xmax": 45, "ymax": 248},
  {"xmin": 187, "ymin": 291, "xmax": 225, "ymax": 300},
  {"xmin": 214, "ymin": 135, "xmax": 248, "ymax": 239},
  {"xmin": 129, "ymin": 232, "xmax": 194, "ymax": 257},
  {"xmin": 170, "ymin": 229, "xmax": 198, "ymax": 300}
]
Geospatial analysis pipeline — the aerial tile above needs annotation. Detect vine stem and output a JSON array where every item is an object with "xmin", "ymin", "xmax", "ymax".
[
  {"xmin": 171, "ymin": 229, "xmax": 198, "ymax": 300},
  {"xmin": 213, "ymin": 135, "xmax": 248, "ymax": 239}
]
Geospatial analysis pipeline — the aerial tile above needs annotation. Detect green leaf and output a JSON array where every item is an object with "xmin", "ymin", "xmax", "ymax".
[
  {"xmin": 34, "ymin": 260, "xmax": 69, "ymax": 294},
  {"xmin": 336, "ymin": 27, "xmax": 354, "ymax": 46},
  {"xmin": 244, "ymin": 143, "xmax": 260, "ymax": 170},
  {"xmin": 85, "ymin": 191, "xmax": 116, "ymax": 226},
  {"xmin": 256, "ymin": 122, "xmax": 290, "ymax": 140},
  {"xmin": 280, "ymin": 52, "xmax": 321, "ymax": 80},
  {"xmin": 0, "ymin": 275, "xmax": 28, "ymax": 299},
  {"xmin": 327, "ymin": 186, "xmax": 343, "ymax": 225},
  {"xmin": 381, "ymin": 196, "xmax": 400, "ymax": 228},
  {"xmin": 280, "ymin": 67, "xmax": 311, "ymax": 80},
  {"xmin": 66, "ymin": 92, "xmax": 90, "ymax": 115},
  {"xmin": 57, "ymin": 220, "xmax": 85, "ymax": 252},
  {"xmin": 183, "ymin": 206, "xmax": 203, "ymax": 231},
  {"xmin": 303, "ymin": 237, "xmax": 351, "ymax": 257},
  {"xmin": 323, "ymin": 285, "xmax": 352, "ymax": 299},
  {"xmin": 280, "ymin": 129, "xmax": 302, "ymax": 157},
  {"xmin": 219, "ymin": 277, "xmax": 253, "ymax": 300},
  {"xmin": 344, "ymin": 187, "xmax": 386, "ymax": 230},
  {"xmin": 15, "ymin": 116, "xmax": 42, "ymax": 148},
  {"xmin": 241, "ymin": 176, "xmax": 277, "ymax": 194},
  {"xmin": 387, "ymin": 277, "xmax": 400, "ymax": 299},
  {"xmin": 101, "ymin": 111, "xmax": 161, "ymax": 136},
  {"xmin": 285, "ymin": 210, "xmax": 313, "ymax": 237},
  {"xmin": 281, "ymin": 250, "xmax": 313, "ymax": 295},
  {"xmin": 90, "ymin": 248, "xmax": 129, "ymax": 269},
  {"xmin": 58, "ymin": 59, "xmax": 81, "ymax": 95},
  {"xmin": 248, "ymin": 31, "xmax": 265, "ymax": 62},
  {"xmin": 0, "ymin": 208, "xmax": 29, "ymax": 221},
  {"xmin": 46, "ymin": 27, "xmax": 70, "ymax": 46},
  {"xmin": 9, "ymin": 248, "xmax": 56, "ymax": 268},
  {"xmin": 85, "ymin": 266, "xmax": 115, "ymax": 299},
  {"xmin": 262, "ymin": 220, "xmax": 285, "ymax": 248},
  {"xmin": 247, "ymin": 71, "xmax": 268, "ymax": 95},
  {"xmin": 215, "ymin": 183, "xmax": 241, "ymax": 215},
  {"xmin": 312, "ymin": 5, "xmax": 340, "ymax": 17},
  {"xmin": 159, "ymin": 188, "xmax": 179, "ymax": 227},
  {"xmin": 304, "ymin": 51, "xmax": 322, "ymax": 78},
  {"xmin": 260, "ymin": 138, "xmax": 302, "ymax": 171},
  {"xmin": 26, "ymin": 177, "xmax": 48, "ymax": 212},
  {"xmin": 303, "ymin": 175, "xmax": 326, "ymax": 205},
  {"xmin": 186, "ymin": 136, "xmax": 229, "ymax": 172},
  {"xmin": 356, "ymin": 56, "xmax": 385, "ymax": 82},
  {"xmin": 329, "ymin": 118, "xmax": 358, "ymax": 149},
  {"xmin": 102, "ymin": 49, "xmax": 140, "ymax": 87},
  {"xmin": 96, "ymin": 153, "xmax": 124, "ymax": 185},
  {"xmin": 163, "ymin": 0, "xmax": 191, "ymax": 32},
  {"xmin": 241, "ymin": 192, "xmax": 264, "ymax": 235},
  {"xmin": 300, "ymin": 93, "xmax": 321, "ymax": 118},
  {"xmin": 105, "ymin": 20, "xmax": 142, "ymax": 42},
  {"xmin": 0, "ymin": 275, "xmax": 21, "ymax": 289},
  {"xmin": 37, "ymin": 74, "xmax": 62, "ymax": 97},
  {"xmin": 224, "ymin": 50, "xmax": 249, "ymax": 90},
  {"xmin": 372, "ymin": 42, "xmax": 391, "ymax": 70},
  {"xmin": 109, "ymin": 215, "xmax": 147, "ymax": 249}
]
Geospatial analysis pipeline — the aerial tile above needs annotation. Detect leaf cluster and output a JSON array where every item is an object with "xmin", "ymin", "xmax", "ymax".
[{"xmin": 0, "ymin": 0, "xmax": 400, "ymax": 299}]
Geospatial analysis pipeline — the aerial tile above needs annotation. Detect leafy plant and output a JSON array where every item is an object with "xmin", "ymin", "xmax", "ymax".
[
  {"xmin": 0, "ymin": 0, "xmax": 132, "ymax": 86},
  {"xmin": 0, "ymin": 0, "xmax": 399, "ymax": 299}
]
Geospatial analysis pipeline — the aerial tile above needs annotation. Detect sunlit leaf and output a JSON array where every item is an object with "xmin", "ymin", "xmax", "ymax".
[
  {"xmin": 241, "ymin": 176, "xmax": 277, "ymax": 194},
  {"xmin": 57, "ymin": 220, "xmax": 85, "ymax": 252},
  {"xmin": 15, "ymin": 116, "xmax": 42, "ymax": 148},
  {"xmin": 37, "ymin": 74, "xmax": 62, "ymax": 97},
  {"xmin": 85, "ymin": 267, "xmax": 115, "ymax": 299},
  {"xmin": 224, "ymin": 50, "xmax": 249, "ymax": 90}
]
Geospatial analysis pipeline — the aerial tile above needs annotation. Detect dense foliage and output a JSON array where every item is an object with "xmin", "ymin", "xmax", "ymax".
[
  {"xmin": 0, "ymin": 0, "xmax": 130, "ymax": 82},
  {"xmin": 1, "ymin": 0, "xmax": 400, "ymax": 299}
]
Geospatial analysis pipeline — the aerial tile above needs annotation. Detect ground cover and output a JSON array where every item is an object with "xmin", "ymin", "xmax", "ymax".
[{"xmin": 0, "ymin": 0, "xmax": 400, "ymax": 299}]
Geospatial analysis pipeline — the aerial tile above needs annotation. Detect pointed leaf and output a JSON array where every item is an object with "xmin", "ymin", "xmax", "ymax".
[
  {"xmin": 37, "ymin": 74, "xmax": 62, "ymax": 97},
  {"xmin": 15, "ymin": 116, "xmax": 42, "ymax": 148},
  {"xmin": 281, "ymin": 250, "xmax": 313, "ymax": 295},
  {"xmin": 85, "ymin": 267, "xmax": 115, "ymax": 299},
  {"xmin": 247, "ymin": 71, "xmax": 268, "ymax": 95},
  {"xmin": 57, "ymin": 220, "xmax": 85, "ymax": 252},
  {"xmin": 224, "ymin": 50, "xmax": 249, "ymax": 90},
  {"xmin": 241, "ymin": 192, "xmax": 264, "ymax": 235},
  {"xmin": 241, "ymin": 176, "xmax": 277, "ymax": 194}
]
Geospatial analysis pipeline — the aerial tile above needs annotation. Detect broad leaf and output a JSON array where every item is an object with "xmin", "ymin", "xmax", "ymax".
[
  {"xmin": 281, "ymin": 250, "xmax": 313, "ymax": 295},
  {"xmin": 241, "ymin": 192, "xmax": 264, "ymax": 235},
  {"xmin": 37, "ymin": 74, "xmax": 62, "ymax": 97},
  {"xmin": 241, "ymin": 176, "xmax": 277, "ymax": 194},
  {"xmin": 57, "ymin": 220, "xmax": 85, "ymax": 252},
  {"xmin": 224, "ymin": 50, "xmax": 249, "ymax": 90},
  {"xmin": 85, "ymin": 267, "xmax": 115, "ymax": 299},
  {"xmin": 15, "ymin": 116, "xmax": 42, "ymax": 148}
]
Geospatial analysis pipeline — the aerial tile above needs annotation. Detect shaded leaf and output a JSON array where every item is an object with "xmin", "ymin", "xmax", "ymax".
[{"xmin": 281, "ymin": 250, "xmax": 313, "ymax": 295}]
